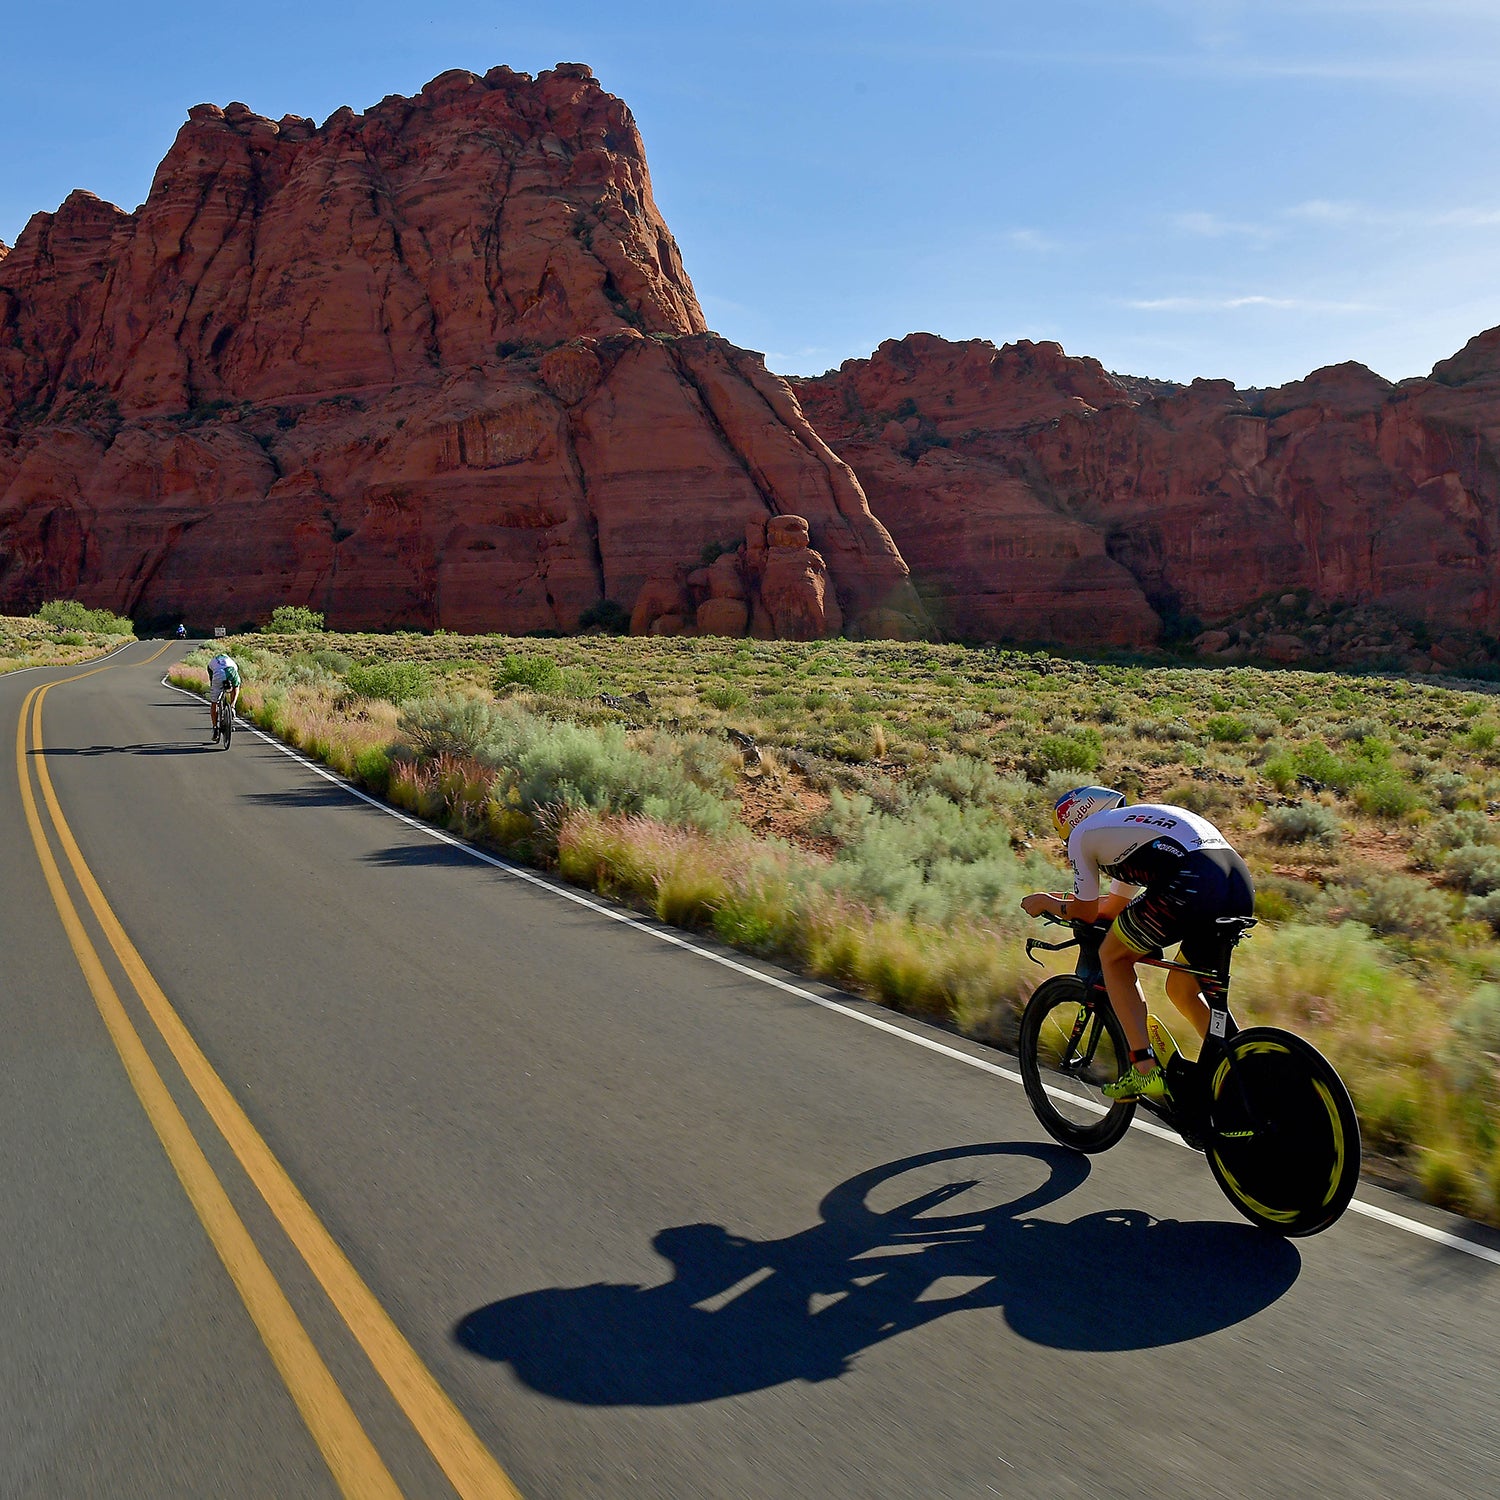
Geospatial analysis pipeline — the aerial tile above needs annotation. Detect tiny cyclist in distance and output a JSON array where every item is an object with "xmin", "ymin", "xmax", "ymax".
[
  {"xmin": 207, "ymin": 650, "xmax": 242, "ymax": 743},
  {"xmin": 1021, "ymin": 787, "xmax": 1255, "ymax": 1102}
]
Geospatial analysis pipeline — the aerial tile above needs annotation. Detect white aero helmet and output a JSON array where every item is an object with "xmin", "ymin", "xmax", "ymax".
[{"xmin": 1052, "ymin": 785, "xmax": 1126, "ymax": 840}]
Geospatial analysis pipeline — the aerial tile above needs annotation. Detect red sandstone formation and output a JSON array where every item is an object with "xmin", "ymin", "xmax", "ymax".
[
  {"xmin": 0, "ymin": 67, "xmax": 924, "ymax": 638},
  {"xmin": 794, "ymin": 332, "xmax": 1500, "ymax": 665}
]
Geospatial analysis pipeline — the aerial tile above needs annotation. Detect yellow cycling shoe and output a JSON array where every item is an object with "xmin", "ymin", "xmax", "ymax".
[{"xmin": 1102, "ymin": 1063, "xmax": 1170, "ymax": 1102}]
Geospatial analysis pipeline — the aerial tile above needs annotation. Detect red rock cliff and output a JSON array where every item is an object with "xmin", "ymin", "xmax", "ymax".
[
  {"xmin": 795, "ymin": 332, "xmax": 1500, "ymax": 658},
  {"xmin": 0, "ymin": 66, "xmax": 922, "ymax": 636}
]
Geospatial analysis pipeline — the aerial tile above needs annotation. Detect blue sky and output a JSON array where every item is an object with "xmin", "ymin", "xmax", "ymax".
[{"xmin": 4, "ymin": 1, "xmax": 1499, "ymax": 388}]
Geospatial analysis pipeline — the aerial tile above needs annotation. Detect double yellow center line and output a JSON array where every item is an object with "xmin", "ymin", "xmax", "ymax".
[{"xmin": 16, "ymin": 649, "xmax": 521, "ymax": 1499}]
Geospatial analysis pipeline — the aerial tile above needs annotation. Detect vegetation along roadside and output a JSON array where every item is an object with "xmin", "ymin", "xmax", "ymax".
[
  {"xmin": 1, "ymin": 602, "xmax": 136, "ymax": 677},
  {"xmin": 172, "ymin": 618, "xmax": 1500, "ymax": 1226}
]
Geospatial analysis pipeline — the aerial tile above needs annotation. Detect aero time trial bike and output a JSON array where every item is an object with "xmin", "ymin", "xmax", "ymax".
[
  {"xmin": 1016, "ymin": 915, "xmax": 1360, "ymax": 1237},
  {"xmin": 213, "ymin": 694, "xmax": 235, "ymax": 749}
]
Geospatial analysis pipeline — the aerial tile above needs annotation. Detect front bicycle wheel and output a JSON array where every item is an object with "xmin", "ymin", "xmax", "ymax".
[
  {"xmin": 1206, "ymin": 1027, "xmax": 1360, "ymax": 1236},
  {"xmin": 1017, "ymin": 975, "xmax": 1135, "ymax": 1152}
]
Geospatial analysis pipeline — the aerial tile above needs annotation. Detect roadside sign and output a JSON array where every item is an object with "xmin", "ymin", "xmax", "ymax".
[{"xmin": 214, "ymin": 626, "xmax": 227, "ymax": 638}]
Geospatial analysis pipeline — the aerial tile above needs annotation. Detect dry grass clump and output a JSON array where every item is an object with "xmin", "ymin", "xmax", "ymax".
[{"xmin": 170, "ymin": 630, "xmax": 1500, "ymax": 1224}]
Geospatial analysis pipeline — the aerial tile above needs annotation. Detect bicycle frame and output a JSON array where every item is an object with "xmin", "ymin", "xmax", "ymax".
[{"xmin": 1025, "ymin": 916, "xmax": 1258, "ymax": 1144}]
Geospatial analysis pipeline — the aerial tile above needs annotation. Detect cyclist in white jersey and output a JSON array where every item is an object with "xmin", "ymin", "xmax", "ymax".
[
  {"xmin": 1022, "ymin": 786, "xmax": 1254, "ymax": 1100},
  {"xmin": 206, "ymin": 652, "xmax": 242, "ymax": 741}
]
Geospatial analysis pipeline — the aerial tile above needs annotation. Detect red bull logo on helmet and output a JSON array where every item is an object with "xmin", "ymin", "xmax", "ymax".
[{"xmin": 1052, "ymin": 786, "xmax": 1126, "ymax": 838}]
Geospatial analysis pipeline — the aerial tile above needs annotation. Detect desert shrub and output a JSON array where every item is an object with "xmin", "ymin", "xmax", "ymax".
[
  {"xmin": 815, "ymin": 789, "xmax": 1050, "ymax": 925},
  {"xmin": 57, "ymin": 631, "xmax": 87, "ymax": 646},
  {"xmin": 399, "ymin": 694, "xmax": 510, "ymax": 759},
  {"xmin": 1353, "ymin": 773, "xmax": 1424, "ymax": 819},
  {"xmin": 1429, "ymin": 770, "xmax": 1472, "ymax": 810},
  {"xmin": 917, "ymin": 754, "xmax": 1008, "ymax": 808},
  {"xmin": 1131, "ymin": 717, "xmax": 1197, "ymax": 743},
  {"xmin": 1205, "ymin": 713, "xmax": 1251, "ymax": 743},
  {"xmin": 264, "ymin": 604, "xmax": 325, "ymax": 633},
  {"xmin": 36, "ymin": 599, "xmax": 134, "ymax": 635},
  {"xmin": 1317, "ymin": 873, "xmax": 1453, "ymax": 940},
  {"xmin": 1264, "ymin": 801, "xmax": 1343, "ymax": 847},
  {"xmin": 1252, "ymin": 873, "xmax": 1314, "ymax": 923},
  {"xmin": 1035, "ymin": 727, "xmax": 1103, "ymax": 774},
  {"xmin": 1446, "ymin": 983, "xmax": 1500, "ymax": 1116},
  {"xmin": 1167, "ymin": 780, "xmax": 1233, "ymax": 817},
  {"xmin": 1412, "ymin": 811, "xmax": 1495, "ymax": 869},
  {"xmin": 702, "ymin": 682, "xmax": 749, "ymax": 711},
  {"xmin": 1462, "ymin": 891, "xmax": 1500, "ymax": 935},
  {"xmin": 346, "ymin": 660, "xmax": 429, "ymax": 703},
  {"xmin": 1457, "ymin": 721, "xmax": 1498, "ymax": 753},
  {"xmin": 495, "ymin": 653, "xmax": 564, "ymax": 693},
  {"xmin": 1441, "ymin": 844, "xmax": 1500, "ymax": 895},
  {"xmin": 504, "ymin": 721, "xmax": 734, "ymax": 833},
  {"xmin": 1338, "ymin": 716, "xmax": 1384, "ymax": 743},
  {"xmin": 632, "ymin": 728, "xmax": 739, "ymax": 796},
  {"xmin": 310, "ymin": 649, "xmax": 352, "ymax": 675}
]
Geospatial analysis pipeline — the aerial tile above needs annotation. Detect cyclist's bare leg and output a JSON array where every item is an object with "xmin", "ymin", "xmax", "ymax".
[
  {"xmin": 1164, "ymin": 965, "xmax": 1210, "ymax": 1042},
  {"xmin": 1099, "ymin": 929, "xmax": 1152, "ymax": 1067}
]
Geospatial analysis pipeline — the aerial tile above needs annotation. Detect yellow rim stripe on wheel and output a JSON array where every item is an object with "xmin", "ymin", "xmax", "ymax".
[
  {"xmin": 1315, "ymin": 1078, "xmax": 1346, "ymax": 1209},
  {"xmin": 1211, "ymin": 1038, "xmax": 1348, "ymax": 1224}
]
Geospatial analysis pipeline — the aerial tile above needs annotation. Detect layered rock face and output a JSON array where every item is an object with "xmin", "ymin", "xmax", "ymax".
[
  {"xmin": 0, "ymin": 66, "xmax": 922, "ymax": 636},
  {"xmin": 796, "ymin": 332, "xmax": 1500, "ymax": 662}
]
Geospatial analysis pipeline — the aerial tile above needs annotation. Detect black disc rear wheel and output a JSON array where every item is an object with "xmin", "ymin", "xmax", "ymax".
[
  {"xmin": 1207, "ymin": 1027, "xmax": 1360, "ymax": 1236},
  {"xmin": 1017, "ymin": 975, "xmax": 1135, "ymax": 1152},
  {"xmin": 221, "ymin": 706, "xmax": 234, "ymax": 748}
]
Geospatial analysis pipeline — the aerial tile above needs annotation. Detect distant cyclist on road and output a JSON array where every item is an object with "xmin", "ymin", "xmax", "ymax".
[
  {"xmin": 1021, "ymin": 786, "xmax": 1255, "ymax": 1101},
  {"xmin": 175, "ymin": 623, "xmax": 187, "ymax": 639},
  {"xmin": 207, "ymin": 651, "xmax": 242, "ymax": 742}
]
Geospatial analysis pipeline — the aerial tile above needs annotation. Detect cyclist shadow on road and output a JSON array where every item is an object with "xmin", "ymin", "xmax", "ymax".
[
  {"xmin": 454, "ymin": 1142, "xmax": 1300, "ymax": 1405},
  {"xmin": 32, "ymin": 741, "xmax": 220, "ymax": 757}
]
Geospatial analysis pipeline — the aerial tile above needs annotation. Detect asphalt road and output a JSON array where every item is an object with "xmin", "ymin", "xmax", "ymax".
[{"xmin": 3, "ymin": 640, "xmax": 1499, "ymax": 1499}]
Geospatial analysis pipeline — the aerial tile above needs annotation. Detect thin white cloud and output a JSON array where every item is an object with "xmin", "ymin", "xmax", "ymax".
[
  {"xmin": 1128, "ymin": 294, "xmax": 1382, "ymax": 313},
  {"xmin": 1000, "ymin": 228, "xmax": 1062, "ymax": 252},
  {"xmin": 1287, "ymin": 199, "xmax": 1500, "ymax": 228},
  {"xmin": 764, "ymin": 345, "xmax": 836, "ymax": 372},
  {"xmin": 1172, "ymin": 210, "xmax": 1276, "ymax": 241}
]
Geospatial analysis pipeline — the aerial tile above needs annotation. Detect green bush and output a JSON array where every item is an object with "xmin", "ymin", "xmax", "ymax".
[
  {"xmin": 1205, "ymin": 713, "xmax": 1251, "ymax": 743},
  {"xmin": 495, "ymin": 654, "xmax": 564, "ymax": 693},
  {"xmin": 1035, "ymin": 727, "xmax": 1103, "ymax": 774},
  {"xmin": 345, "ymin": 660, "xmax": 429, "ymax": 703},
  {"xmin": 703, "ymin": 682, "xmax": 749, "ymax": 711},
  {"xmin": 1353, "ymin": 774, "xmax": 1424, "ymax": 819},
  {"xmin": 36, "ymin": 599, "xmax": 134, "ymax": 635},
  {"xmin": 264, "ymin": 604, "xmax": 326, "ymax": 633}
]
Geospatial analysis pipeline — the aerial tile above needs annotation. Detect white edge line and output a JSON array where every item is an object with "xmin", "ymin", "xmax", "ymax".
[{"xmin": 161, "ymin": 672, "xmax": 1500, "ymax": 1271}]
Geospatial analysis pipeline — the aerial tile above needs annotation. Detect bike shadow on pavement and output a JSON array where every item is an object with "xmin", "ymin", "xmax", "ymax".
[
  {"xmin": 31, "ymin": 741, "xmax": 220, "ymax": 757},
  {"xmin": 453, "ymin": 1142, "xmax": 1301, "ymax": 1405}
]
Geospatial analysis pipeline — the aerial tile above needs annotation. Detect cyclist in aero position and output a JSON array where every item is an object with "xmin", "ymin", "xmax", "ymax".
[
  {"xmin": 1021, "ymin": 787, "xmax": 1254, "ymax": 1101},
  {"xmin": 206, "ymin": 651, "xmax": 242, "ymax": 741}
]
